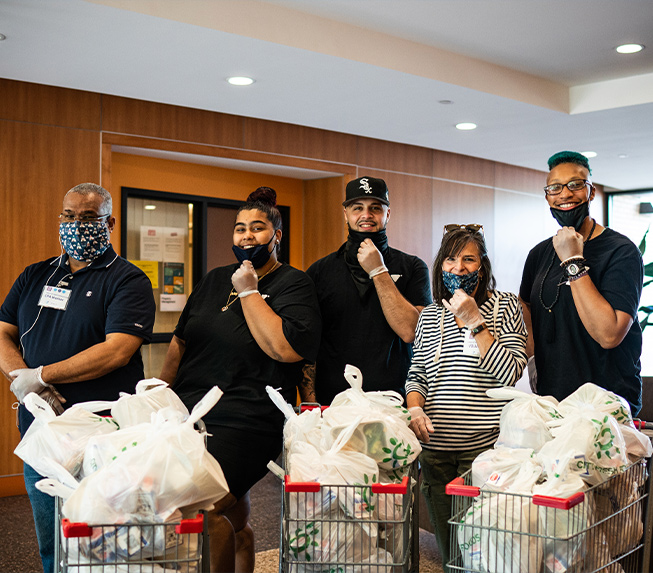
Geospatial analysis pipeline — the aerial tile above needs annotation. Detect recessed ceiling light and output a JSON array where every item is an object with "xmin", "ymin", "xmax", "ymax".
[
  {"xmin": 0, "ymin": 34, "xmax": 6, "ymax": 41},
  {"xmin": 144, "ymin": 204, "xmax": 157, "ymax": 211},
  {"xmin": 618, "ymin": 154, "xmax": 629, "ymax": 159},
  {"xmin": 616, "ymin": 43, "xmax": 644, "ymax": 54},
  {"xmin": 581, "ymin": 151, "xmax": 597, "ymax": 158},
  {"xmin": 456, "ymin": 122, "xmax": 477, "ymax": 131},
  {"xmin": 438, "ymin": 100, "xmax": 454, "ymax": 105},
  {"xmin": 227, "ymin": 76, "xmax": 254, "ymax": 86}
]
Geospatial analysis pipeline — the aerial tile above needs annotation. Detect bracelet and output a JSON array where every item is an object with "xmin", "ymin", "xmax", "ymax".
[
  {"xmin": 369, "ymin": 265, "xmax": 389, "ymax": 279},
  {"xmin": 36, "ymin": 365, "xmax": 48, "ymax": 387},
  {"xmin": 568, "ymin": 270, "xmax": 589, "ymax": 282},
  {"xmin": 238, "ymin": 289, "xmax": 259, "ymax": 298},
  {"xmin": 560, "ymin": 255, "xmax": 585, "ymax": 267}
]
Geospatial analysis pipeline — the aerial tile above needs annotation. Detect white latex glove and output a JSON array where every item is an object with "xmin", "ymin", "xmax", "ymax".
[
  {"xmin": 442, "ymin": 289, "xmax": 484, "ymax": 328},
  {"xmin": 231, "ymin": 260, "xmax": 259, "ymax": 293},
  {"xmin": 408, "ymin": 406, "xmax": 434, "ymax": 444},
  {"xmin": 9, "ymin": 367, "xmax": 47, "ymax": 403},
  {"xmin": 357, "ymin": 239, "xmax": 385, "ymax": 275},
  {"xmin": 37, "ymin": 385, "xmax": 67, "ymax": 415}
]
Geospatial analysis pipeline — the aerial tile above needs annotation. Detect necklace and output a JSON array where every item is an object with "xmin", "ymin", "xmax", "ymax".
[
  {"xmin": 539, "ymin": 218, "xmax": 596, "ymax": 313},
  {"xmin": 538, "ymin": 219, "xmax": 596, "ymax": 343},
  {"xmin": 221, "ymin": 261, "xmax": 281, "ymax": 312}
]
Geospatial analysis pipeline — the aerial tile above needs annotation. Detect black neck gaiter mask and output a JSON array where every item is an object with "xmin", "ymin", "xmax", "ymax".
[{"xmin": 344, "ymin": 228, "xmax": 389, "ymax": 299}]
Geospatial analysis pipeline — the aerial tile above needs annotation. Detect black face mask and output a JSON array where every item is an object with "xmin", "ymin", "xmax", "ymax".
[
  {"xmin": 550, "ymin": 201, "xmax": 590, "ymax": 231},
  {"xmin": 232, "ymin": 233, "xmax": 276, "ymax": 268}
]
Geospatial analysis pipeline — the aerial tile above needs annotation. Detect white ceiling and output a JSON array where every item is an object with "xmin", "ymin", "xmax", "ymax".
[{"xmin": 2, "ymin": 0, "xmax": 653, "ymax": 190}]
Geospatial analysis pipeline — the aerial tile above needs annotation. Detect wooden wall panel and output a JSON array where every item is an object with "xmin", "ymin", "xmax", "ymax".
[
  {"xmin": 101, "ymin": 95, "xmax": 243, "ymax": 147},
  {"xmin": 0, "ymin": 79, "xmax": 101, "ymax": 130},
  {"xmin": 495, "ymin": 161, "xmax": 545, "ymax": 194},
  {"xmin": 243, "ymin": 118, "xmax": 358, "ymax": 165},
  {"xmin": 0, "ymin": 120, "xmax": 101, "ymax": 486},
  {"xmin": 356, "ymin": 171, "xmax": 433, "ymax": 269},
  {"xmin": 357, "ymin": 137, "xmax": 433, "ymax": 177},
  {"xmin": 303, "ymin": 177, "xmax": 349, "ymax": 268},
  {"xmin": 433, "ymin": 149, "xmax": 495, "ymax": 187},
  {"xmin": 431, "ymin": 180, "xmax": 495, "ymax": 258}
]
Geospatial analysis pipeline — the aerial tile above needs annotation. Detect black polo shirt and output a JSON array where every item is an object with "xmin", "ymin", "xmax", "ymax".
[
  {"xmin": 307, "ymin": 244, "xmax": 431, "ymax": 404},
  {"xmin": 0, "ymin": 246, "xmax": 155, "ymax": 405}
]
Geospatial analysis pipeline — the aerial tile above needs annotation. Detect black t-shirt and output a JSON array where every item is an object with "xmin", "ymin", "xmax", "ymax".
[
  {"xmin": 307, "ymin": 244, "xmax": 431, "ymax": 404},
  {"xmin": 520, "ymin": 228, "xmax": 643, "ymax": 414},
  {"xmin": 0, "ymin": 247, "xmax": 155, "ymax": 404},
  {"xmin": 172, "ymin": 263, "xmax": 321, "ymax": 434}
]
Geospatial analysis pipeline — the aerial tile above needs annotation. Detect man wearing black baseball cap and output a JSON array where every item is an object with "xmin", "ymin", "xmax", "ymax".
[{"xmin": 303, "ymin": 176, "xmax": 431, "ymax": 404}]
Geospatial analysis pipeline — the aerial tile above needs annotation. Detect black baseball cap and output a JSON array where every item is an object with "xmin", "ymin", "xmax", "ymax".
[{"xmin": 342, "ymin": 176, "xmax": 390, "ymax": 207}]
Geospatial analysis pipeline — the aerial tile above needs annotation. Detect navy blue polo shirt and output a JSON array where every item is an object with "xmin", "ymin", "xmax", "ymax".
[{"xmin": 0, "ymin": 246, "xmax": 155, "ymax": 405}]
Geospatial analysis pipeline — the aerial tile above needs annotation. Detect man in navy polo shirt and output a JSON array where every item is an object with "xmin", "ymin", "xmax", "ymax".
[
  {"xmin": 0, "ymin": 182, "xmax": 155, "ymax": 573},
  {"xmin": 304, "ymin": 176, "xmax": 431, "ymax": 404}
]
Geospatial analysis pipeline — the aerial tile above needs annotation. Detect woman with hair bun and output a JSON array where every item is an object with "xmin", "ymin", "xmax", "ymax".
[{"xmin": 160, "ymin": 187, "xmax": 321, "ymax": 572}]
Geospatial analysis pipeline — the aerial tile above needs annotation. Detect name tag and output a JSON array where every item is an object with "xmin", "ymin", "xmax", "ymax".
[
  {"xmin": 38, "ymin": 285, "xmax": 71, "ymax": 310},
  {"xmin": 462, "ymin": 329, "xmax": 480, "ymax": 356}
]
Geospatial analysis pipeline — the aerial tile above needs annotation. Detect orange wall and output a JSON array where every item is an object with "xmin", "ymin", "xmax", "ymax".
[{"xmin": 111, "ymin": 153, "xmax": 306, "ymax": 270}]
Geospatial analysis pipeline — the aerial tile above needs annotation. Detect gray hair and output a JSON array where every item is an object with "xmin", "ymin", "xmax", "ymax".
[{"xmin": 65, "ymin": 183, "xmax": 112, "ymax": 215}]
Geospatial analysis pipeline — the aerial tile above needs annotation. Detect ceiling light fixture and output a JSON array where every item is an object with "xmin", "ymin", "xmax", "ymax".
[
  {"xmin": 144, "ymin": 204, "xmax": 157, "ymax": 211},
  {"xmin": 438, "ymin": 100, "xmax": 454, "ymax": 105},
  {"xmin": 0, "ymin": 34, "xmax": 6, "ymax": 41},
  {"xmin": 616, "ymin": 43, "xmax": 644, "ymax": 54},
  {"xmin": 581, "ymin": 151, "xmax": 597, "ymax": 158},
  {"xmin": 227, "ymin": 76, "xmax": 254, "ymax": 86},
  {"xmin": 456, "ymin": 122, "xmax": 477, "ymax": 131}
]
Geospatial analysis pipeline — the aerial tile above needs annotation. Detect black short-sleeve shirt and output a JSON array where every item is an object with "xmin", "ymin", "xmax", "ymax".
[
  {"xmin": 0, "ymin": 247, "xmax": 156, "ymax": 405},
  {"xmin": 172, "ymin": 263, "xmax": 321, "ymax": 434},
  {"xmin": 307, "ymin": 244, "xmax": 431, "ymax": 404},
  {"xmin": 520, "ymin": 228, "xmax": 643, "ymax": 414}
]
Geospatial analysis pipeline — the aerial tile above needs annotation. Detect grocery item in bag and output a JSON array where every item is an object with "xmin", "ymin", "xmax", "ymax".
[{"xmin": 111, "ymin": 378, "xmax": 189, "ymax": 428}]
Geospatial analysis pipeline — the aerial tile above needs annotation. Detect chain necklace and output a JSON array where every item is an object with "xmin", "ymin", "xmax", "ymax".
[
  {"xmin": 221, "ymin": 261, "xmax": 281, "ymax": 312},
  {"xmin": 538, "ymin": 218, "xmax": 596, "ymax": 311}
]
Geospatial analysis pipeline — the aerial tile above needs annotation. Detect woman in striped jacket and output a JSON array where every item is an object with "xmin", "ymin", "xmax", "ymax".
[{"xmin": 406, "ymin": 224, "xmax": 527, "ymax": 572}]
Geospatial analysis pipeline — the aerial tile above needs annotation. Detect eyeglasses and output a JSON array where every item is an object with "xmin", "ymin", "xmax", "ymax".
[
  {"xmin": 59, "ymin": 213, "xmax": 111, "ymax": 223},
  {"xmin": 543, "ymin": 179, "xmax": 591, "ymax": 196},
  {"xmin": 443, "ymin": 224, "xmax": 484, "ymax": 235}
]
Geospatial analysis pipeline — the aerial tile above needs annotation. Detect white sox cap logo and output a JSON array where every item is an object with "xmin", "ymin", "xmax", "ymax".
[{"xmin": 359, "ymin": 178, "xmax": 372, "ymax": 193}]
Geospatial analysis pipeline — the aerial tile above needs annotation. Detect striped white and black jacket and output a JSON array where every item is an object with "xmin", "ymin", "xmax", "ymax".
[{"xmin": 405, "ymin": 291, "xmax": 527, "ymax": 451}]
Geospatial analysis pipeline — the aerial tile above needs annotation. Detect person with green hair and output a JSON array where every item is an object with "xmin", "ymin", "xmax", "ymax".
[{"xmin": 519, "ymin": 151, "xmax": 644, "ymax": 414}]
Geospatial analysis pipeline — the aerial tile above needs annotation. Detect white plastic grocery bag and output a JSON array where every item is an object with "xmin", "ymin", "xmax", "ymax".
[
  {"xmin": 532, "ymin": 454, "xmax": 588, "ymax": 573},
  {"xmin": 471, "ymin": 446, "xmax": 542, "ymax": 492},
  {"xmin": 557, "ymin": 383, "xmax": 634, "ymax": 426},
  {"xmin": 15, "ymin": 392, "xmax": 118, "ymax": 479},
  {"xmin": 266, "ymin": 385, "xmax": 323, "ymax": 452},
  {"xmin": 322, "ymin": 365, "xmax": 421, "ymax": 471},
  {"xmin": 111, "ymin": 378, "xmax": 189, "ymax": 428},
  {"xmin": 540, "ymin": 411, "xmax": 628, "ymax": 485},
  {"xmin": 61, "ymin": 387, "xmax": 228, "ymax": 524},
  {"xmin": 486, "ymin": 387, "xmax": 560, "ymax": 451},
  {"xmin": 458, "ymin": 491, "xmax": 542, "ymax": 573}
]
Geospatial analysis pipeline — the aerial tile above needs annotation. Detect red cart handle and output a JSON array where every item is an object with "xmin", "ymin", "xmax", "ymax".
[
  {"xmin": 532, "ymin": 492, "xmax": 585, "ymax": 509},
  {"xmin": 176, "ymin": 514, "xmax": 204, "ymax": 534},
  {"xmin": 371, "ymin": 475, "xmax": 409, "ymax": 494},
  {"xmin": 61, "ymin": 518, "xmax": 93, "ymax": 538},
  {"xmin": 284, "ymin": 475, "xmax": 321, "ymax": 492},
  {"xmin": 446, "ymin": 476, "xmax": 480, "ymax": 497}
]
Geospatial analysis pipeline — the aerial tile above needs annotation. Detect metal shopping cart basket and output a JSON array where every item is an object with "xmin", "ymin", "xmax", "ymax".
[
  {"xmin": 54, "ymin": 496, "xmax": 208, "ymax": 573},
  {"xmin": 445, "ymin": 457, "xmax": 653, "ymax": 573},
  {"xmin": 280, "ymin": 463, "xmax": 419, "ymax": 573}
]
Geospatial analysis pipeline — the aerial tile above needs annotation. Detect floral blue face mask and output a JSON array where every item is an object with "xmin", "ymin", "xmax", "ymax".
[
  {"xmin": 59, "ymin": 220, "xmax": 110, "ymax": 262},
  {"xmin": 442, "ymin": 269, "xmax": 479, "ymax": 295}
]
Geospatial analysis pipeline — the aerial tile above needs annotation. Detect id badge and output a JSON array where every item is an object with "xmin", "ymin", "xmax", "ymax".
[
  {"xmin": 38, "ymin": 285, "xmax": 71, "ymax": 311},
  {"xmin": 462, "ymin": 329, "xmax": 480, "ymax": 356}
]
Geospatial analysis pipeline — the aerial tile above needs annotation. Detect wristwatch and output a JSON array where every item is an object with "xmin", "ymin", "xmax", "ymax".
[
  {"xmin": 566, "ymin": 262, "xmax": 581, "ymax": 276},
  {"xmin": 470, "ymin": 323, "xmax": 487, "ymax": 336}
]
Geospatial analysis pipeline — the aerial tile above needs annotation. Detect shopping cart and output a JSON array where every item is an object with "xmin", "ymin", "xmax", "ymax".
[
  {"xmin": 445, "ymin": 457, "xmax": 653, "ymax": 573},
  {"xmin": 54, "ymin": 496, "xmax": 208, "ymax": 572}
]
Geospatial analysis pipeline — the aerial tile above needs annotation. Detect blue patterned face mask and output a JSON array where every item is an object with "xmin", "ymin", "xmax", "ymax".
[
  {"xmin": 59, "ymin": 220, "xmax": 110, "ymax": 262},
  {"xmin": 442, "ymin": 269, "xmax": 479, "ymax": 295}
]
